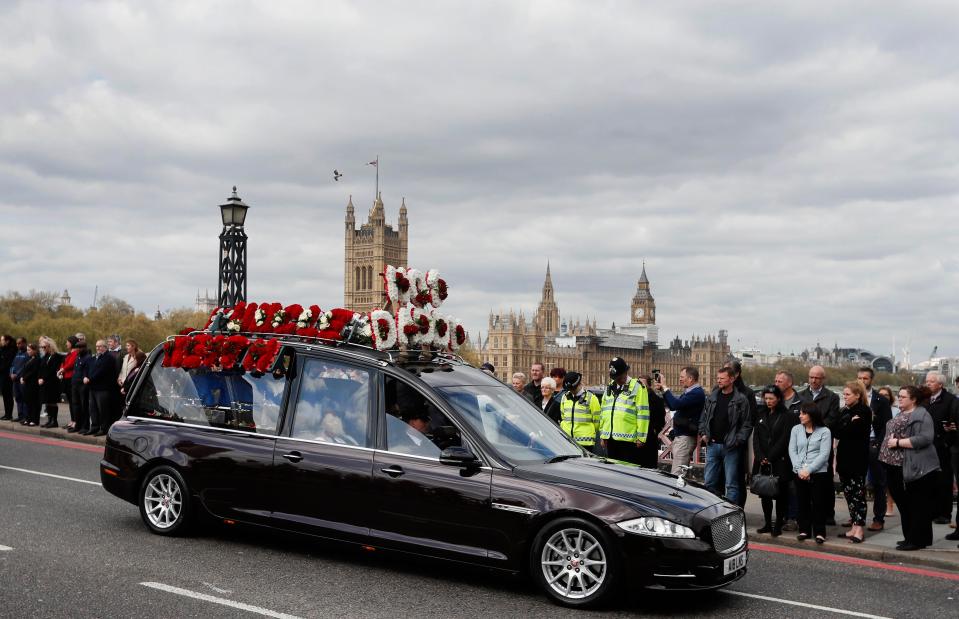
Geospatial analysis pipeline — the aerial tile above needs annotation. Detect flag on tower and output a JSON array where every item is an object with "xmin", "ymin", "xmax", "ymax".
[{"xmin": 368, "ymin": 159, "xmax": 378, "ymax": 167}]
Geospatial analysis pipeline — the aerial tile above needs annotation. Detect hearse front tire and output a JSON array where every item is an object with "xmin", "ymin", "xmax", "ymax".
[{"xmin": 530, "ymin": 516, "xmax": 622, "ymax": 608}]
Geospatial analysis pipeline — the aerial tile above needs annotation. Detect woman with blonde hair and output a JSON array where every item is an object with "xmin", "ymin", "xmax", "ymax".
[
  {"xmin": 835, "ymin": 380, "xmax": 872, "ymax": 543},
  {"xmin": 539, "ymin": 377, "xmax": 561, "ymax": 423},
  {"xmin": 37, "ymin": 336, "xmax": 63, "ymax": 428}
]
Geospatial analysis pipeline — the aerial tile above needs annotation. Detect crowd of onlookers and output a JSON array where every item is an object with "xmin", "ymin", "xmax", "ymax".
[
  {"xmin": 499, "ymin": 358, "xmax": 959, "ymax": 552},
  {"xmin": 0, "ymin": 333, "xmax": 147, "ymax": 436}
]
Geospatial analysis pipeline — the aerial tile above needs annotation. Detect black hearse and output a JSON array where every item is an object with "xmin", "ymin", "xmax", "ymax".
[{"xmin": 101, "ymin": 336, "xmax": 746, "ymax": 607}]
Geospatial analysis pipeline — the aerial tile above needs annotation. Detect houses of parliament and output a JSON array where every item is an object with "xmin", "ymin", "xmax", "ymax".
[{"xmin": 343, "ymin": 194, "xmax": 730, "ymax": 387}]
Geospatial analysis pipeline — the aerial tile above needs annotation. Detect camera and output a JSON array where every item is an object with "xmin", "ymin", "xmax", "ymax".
[{"xmin": 652, "ymin": 368, "xmax": 662, "ymax": 382}]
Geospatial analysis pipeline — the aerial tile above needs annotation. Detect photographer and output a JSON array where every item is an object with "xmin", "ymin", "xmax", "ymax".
[{"xmin": 657, "ymin": 366, "xmax": 705, "ymax": 473}]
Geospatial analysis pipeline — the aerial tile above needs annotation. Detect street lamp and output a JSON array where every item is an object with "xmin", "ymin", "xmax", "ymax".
[{"xmin": 217, "ymin": 186, "xmax": 249, "ymax": 309}]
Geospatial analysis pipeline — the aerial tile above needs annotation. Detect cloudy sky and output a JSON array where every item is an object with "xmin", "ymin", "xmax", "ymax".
[{"xmin": 2, "ymin": 1, "xmax": 958, "ymax": 362}]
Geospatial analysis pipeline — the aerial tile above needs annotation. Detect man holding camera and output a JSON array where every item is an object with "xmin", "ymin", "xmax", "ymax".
[{"xmin": 657, "ymin": 366, "xmax": 706, "ymax": 473}]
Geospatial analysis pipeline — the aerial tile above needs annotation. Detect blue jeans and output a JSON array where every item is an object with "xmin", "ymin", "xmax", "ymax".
[{"xmin": 705, "ymin": 442, "xmax": 743, "ymax": 505}]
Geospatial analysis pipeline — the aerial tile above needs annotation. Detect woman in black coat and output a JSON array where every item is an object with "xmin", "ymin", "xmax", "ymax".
[
  {"xmin": 17, "ymin": 343, "xmax": 41, "ymax": 426},
  {"xmin": 835, "ymin": 380, "xmax": 873, "ymax": 543},
  {"xmin": 752, "ymin": 385, "xmax": 799, "ymax": 536},
  {"xmin": 37, "ymin": 336, "xmax": 64, "ymax": 428}
]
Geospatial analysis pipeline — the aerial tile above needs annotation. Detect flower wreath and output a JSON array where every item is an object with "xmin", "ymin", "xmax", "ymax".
[
  {"xmin": 447, "ymin": 316, "xmax": 466, "ymax": 351},
  {"xmin": 426, "ymin": 270, "xmax": 448, "ymax": 308},
  {"xmin": 240, "ymin": 302, "xmax": 259, "ymax": 333},
  {"xmin": 431, "ymin": 310, "xmax": 450, "ymax": 349},
  {"xmin": 296, "ymin": 304, "xmax": 322, "ymax": 337},
  {"xmin": 410, "ymin": 305, "xmax": 435, "ymax": 346},
  {"xmin": 225, "ymin": 302, "xmax": 247, "ymax": 334},
  {"xmin": 343, "ymin": 312, "xmax": 373, "ymax": 346},
  {"xmin": 219, "ymin": 335, "xmax": 250, "ymax": 368},
  {"xmin": 180, "ymin": 333, "xmax": 211, "ymax": 370},
  {"xmin": 406, "ymin": 269, "xmax": 431, "ymax": 307},
  {"xmin": 242, "ymin": 338, "xmax": 282, "ymax": 374},
  {"xmin": 254, "ymin": 303, "xmax": 277, "ymax": 332},
  {"xmin": 369, "ymin": 309, "xmax": 398, "ymax": 350},
  {"xmin": 317, "ymin": 308, "xmax": 355, "ymax": 340},
  {"xmin": 396, "ymin": 306, "xmax": 418, "ymax": 348},
  {"xmin": 384, "ymin": 265, "xmax": 412, "ymax": 306}
]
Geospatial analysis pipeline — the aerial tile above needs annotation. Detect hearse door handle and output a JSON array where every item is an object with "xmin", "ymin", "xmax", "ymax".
[
  {"xmin": 380, "ymin": 465, "xmax": 405, "ymax": 477},
  {"xmin": 282, "ymin": 451, "xmax": 303, "ymax": 463}
]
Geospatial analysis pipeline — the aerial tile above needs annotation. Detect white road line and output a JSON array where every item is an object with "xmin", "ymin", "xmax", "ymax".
[
  {"xmin": 722, "ymin": 590, "xmax": 893, "ymax": 619},
  {"xmin": 140, "ymin": 582, "xmax": 303, "ymax": 619},
  {"xmin": 0, "ymin": 465, "xmax": 100, "ymax": 486},
  {"xmin": 0, "ymin": 545, "xmax": 13, "ymax": 551}
]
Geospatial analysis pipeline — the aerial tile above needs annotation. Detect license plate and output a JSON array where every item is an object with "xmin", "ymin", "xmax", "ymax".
[{"xmin": 723, "ymin": 551, "xmax": 747, "ymax": 575}]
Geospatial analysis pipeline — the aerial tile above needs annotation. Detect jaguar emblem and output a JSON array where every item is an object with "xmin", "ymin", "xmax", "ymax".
[
  {"xmin": 675, "ymin": 464, "xmax": 691, "ymax": 488},
  {"xmin": 726, "ymin": 518, "xmax": 733, "ymax": 532}
]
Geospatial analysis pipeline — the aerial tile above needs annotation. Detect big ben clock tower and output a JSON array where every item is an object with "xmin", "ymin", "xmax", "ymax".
[{"xmin": 630, "ymin": 263, "xmax": 655, "ymax": 325}]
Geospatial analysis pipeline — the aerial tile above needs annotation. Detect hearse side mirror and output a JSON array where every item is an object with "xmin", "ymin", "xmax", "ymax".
[{"xmin": 439, "ymin": 446, "xmax": 479, "ymax": 468}]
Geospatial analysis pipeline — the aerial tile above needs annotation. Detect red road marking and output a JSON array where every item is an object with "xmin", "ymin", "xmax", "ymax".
[
  {"xmin": 0, "ymin": 430, "xmax": 103, "ymax": 454},
  {"xmin": 750, "ymin": 542, "xmax": 959, "ymax": 582}
]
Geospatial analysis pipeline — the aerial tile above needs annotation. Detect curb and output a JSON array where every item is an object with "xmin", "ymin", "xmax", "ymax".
[
  {"xmin": 743, "ymin": 514, "xmax": 959, "ymax": 574},
  {"xmin": 0, "ymin": 419, "xmax": 106, "ymax": 447}
]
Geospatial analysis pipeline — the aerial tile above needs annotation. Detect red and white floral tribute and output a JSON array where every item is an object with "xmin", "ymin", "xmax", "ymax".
[
  {"xmin": 169, "ymin": 263, "xmax": 460, "ymax": 368},
  {"xmin": 396, "ymin": 306, "xmax": 417, "ymax": 348},
  {"xmin": 426, "ymin": 269, "xmax": 449, "ymax": 308},
  {"xmin": 369, "ymin": 309, "xmax": 397, "ymax": 350},
  {"xmin": 448, "ymin": 316, "xmax": 466, "ymax": 351},
  {"xmin": 410, "ymin": 305, "xmax": 434, "ymax": 346},
  {"xmin": 431, "ymin": 310, "xmax": 450, "ymax": 350}
]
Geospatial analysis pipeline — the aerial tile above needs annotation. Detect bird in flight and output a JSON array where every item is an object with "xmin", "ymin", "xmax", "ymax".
[{"xmin": 333, "ymin": 169, "xmax": 343, "ymax": 181}]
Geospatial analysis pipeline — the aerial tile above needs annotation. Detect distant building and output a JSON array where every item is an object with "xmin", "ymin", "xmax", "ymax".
[
  {"xmin": 58, "ymin": 289, "xmax": 72, "ymax": 307},
  {"xmin": 195, "ymin": 290, "xmax": 217, "ymax": 315},
  {"xmin": 481, "ymin": 265, "xmax": 729, "ymax": 387},
  {"xmin": 344, "ymin": 193, "xmax": 408, "ymax": 313}
]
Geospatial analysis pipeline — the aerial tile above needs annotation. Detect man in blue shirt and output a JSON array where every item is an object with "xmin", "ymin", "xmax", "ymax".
[{"xmin": 657, "ymin": 366, "xmax": 706, "ymax": 474}]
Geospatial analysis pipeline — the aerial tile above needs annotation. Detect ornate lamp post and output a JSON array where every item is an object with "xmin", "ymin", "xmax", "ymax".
[{"xmin": 217, "ymin": 186, "xmax": 249, "ymax": 309}]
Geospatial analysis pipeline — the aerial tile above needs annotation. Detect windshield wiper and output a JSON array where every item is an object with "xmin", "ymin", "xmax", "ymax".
[{"xmin": 546, "ymin": 454, "xmax": 582, "ymax": 464}]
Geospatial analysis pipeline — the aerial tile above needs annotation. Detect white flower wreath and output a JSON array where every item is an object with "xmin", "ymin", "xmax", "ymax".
[{"xmin": 369, "ymin": 309, "xmax": 398, "ymax": 350}]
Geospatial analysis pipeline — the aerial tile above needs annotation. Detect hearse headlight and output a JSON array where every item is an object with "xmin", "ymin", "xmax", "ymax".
[{"xmin": 617, "ymin": 517, "xmax": 696, "ymax": 539}]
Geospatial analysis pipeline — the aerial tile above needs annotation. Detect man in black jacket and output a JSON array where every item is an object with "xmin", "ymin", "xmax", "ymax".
[
  {"xmin": 725, "ymin": 360, "xmax": 757, "ymax": 508},
  {"xmin": 699, "ymin": 368, "xmax": 753, "ymax": 505},
  {"xmin": 857, "ymin": 368, "xmax": 893, "ymax": 531},
  {"xmin": 523, "ymin": 362, "xmax": 544, "ymax": 407},
  {"xmin": 84, "ymin": 340, "xmax": 118, "ymax": 436},
  {"xmin": 925, "ymin": 371, "xmax": 958, "ymax": 525},
  {"xmin": 799, "ymin": 365, "xmax": 841, "ymax": 526}
]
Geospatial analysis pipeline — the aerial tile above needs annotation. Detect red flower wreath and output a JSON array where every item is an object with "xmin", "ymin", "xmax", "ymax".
[
  {"xmin": 242, "ymin": 338, "xmax": 281, "ymax": 374},
  {"xmin": 181, "ymin": 333, "xmax": 211, "ymax": 370},
  {"xmin": 202, "ymin": 335, "xmax": 226, "ymax": 367},
  {"xmin": 219, "ymin": 335, "xmax": 249, "ymax": 369},
  {"xmin": 240, "ymin": 302, "xmax": 259, "ymax": 333}
]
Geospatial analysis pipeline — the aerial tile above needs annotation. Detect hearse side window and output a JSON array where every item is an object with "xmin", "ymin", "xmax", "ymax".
[
  {"xmin": 131, "ymin": 360, "xmax": 290, "ymax": 436},
  {"xmin": 383, "ymin": 374, "xmax": 462, "ymax": 458},
  {"xmin": 290, "ymin": 358, "xmax": 370, "ymax": 447}
]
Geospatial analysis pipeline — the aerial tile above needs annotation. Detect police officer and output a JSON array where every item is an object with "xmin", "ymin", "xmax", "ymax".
[
  {"xmin": 600, "ymin": 358, "xmax": 651, "ymax": 465},
  {"xmin": 559, "ymin": 372, "xmax": 600, "ymax": 452}
]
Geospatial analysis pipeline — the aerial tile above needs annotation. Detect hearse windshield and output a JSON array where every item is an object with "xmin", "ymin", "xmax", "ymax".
[{"xmin": 436, "ymin": 385, "xmax": 583, "ymax": 464}]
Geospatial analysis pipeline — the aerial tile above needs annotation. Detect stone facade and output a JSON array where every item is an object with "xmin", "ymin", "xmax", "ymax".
[
  {"xmin": 481, "ymin": 266, "xmax": 730, "ymax": 388},
  {"xmin": 344, "ymin": 193, "xmax": 408, "ymax": 313}
]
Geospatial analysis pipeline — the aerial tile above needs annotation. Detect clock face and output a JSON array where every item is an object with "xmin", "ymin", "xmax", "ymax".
[{"xmin": 634, "ymin": 307, "xmax": 645, "ymax": 319}]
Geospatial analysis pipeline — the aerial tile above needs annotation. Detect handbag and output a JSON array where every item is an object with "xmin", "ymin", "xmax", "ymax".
[{"xmin": 750, "ymin": 465, "xmax": 780, "ymax": 498}]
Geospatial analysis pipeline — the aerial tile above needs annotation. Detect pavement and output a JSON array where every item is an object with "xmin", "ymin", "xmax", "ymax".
[{"xmin": 4, "ymin": 413, "xmax": 959, "ymax": 574}]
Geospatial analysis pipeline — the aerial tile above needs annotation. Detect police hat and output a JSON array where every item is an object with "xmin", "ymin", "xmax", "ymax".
[
  {"xmin": 563, "ymin": 371, "xmax": 582, "ymax": 391},
  {"xmin": 609, "ymin": 357, "xmax": 629, "ymax": 377}
]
